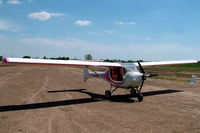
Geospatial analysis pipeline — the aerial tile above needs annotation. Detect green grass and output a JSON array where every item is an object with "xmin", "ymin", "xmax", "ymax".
[{"xmin": 159, "ymin": 63, "xmax": 200, "ymax": 69}]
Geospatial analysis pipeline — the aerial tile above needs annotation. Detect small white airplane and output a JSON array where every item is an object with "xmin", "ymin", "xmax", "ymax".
[{"xmin": 3, "ymin": 57, "xmax": 198, "ymax": 102}]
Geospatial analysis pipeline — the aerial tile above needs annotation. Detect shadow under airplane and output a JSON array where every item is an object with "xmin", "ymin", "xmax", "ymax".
[{"xmin": 0, "ymin": 89, "xmax": 182, "ymax": 112}]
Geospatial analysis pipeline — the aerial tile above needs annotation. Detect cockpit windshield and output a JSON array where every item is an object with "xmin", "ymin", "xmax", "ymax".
[{"xmin": 121, "ymin": 63, "xmax": 139, "ymax": 72}]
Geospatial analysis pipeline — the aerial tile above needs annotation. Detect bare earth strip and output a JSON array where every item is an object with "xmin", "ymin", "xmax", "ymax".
[{"xmin": 0, "ymin": 65, "xmax": 200, "ymax": 133}]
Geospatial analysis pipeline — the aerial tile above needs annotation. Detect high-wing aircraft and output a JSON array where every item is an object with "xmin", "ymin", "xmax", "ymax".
[{"xmin": 3, "ymin": 57, "xmax": 198, "ymax": 102}]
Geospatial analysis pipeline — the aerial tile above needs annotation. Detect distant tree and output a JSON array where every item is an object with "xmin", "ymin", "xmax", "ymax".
[
  {"xmin": 85, "ymin": 54, "xmax": 92, "ymax": 60},
  {"xmin": 50, "ymin": 57, "xmax": 70, "ymax": 60},
  {"xmin": 0, "ymin": 56, "xmax": 3, "ymax": 61},
  {"xmin": 58, "ymin": 57, "xmax": 70, "ymax": 60},
  {"xmin": 104, "ymin": 59, "xmax": 115, "ymax": 62},
  {"xmin": 23, "ymin": 56, "xmax": 31, "ymax": 58},
  {"xmin": 65, "ymin": 57, "xmax": 70, "ymax": 60},
  {"xmin": 127, "ymin": 60, "xmax": 134, "ymax": 63},
  {"xmin": 43, "ymin": 56, "xmax": 48, "ymax": 59},
  {"xmin": 72, "ymin": 57, "xmax": 79, "ymax": 60}
]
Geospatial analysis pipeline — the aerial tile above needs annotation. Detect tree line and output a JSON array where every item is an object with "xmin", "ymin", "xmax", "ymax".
[{"xmin": 0, "ymin": 55, "xmax": 143, "ymax": 63}]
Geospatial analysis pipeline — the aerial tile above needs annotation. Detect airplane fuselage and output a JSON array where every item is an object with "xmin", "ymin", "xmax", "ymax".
[{"xmin": 83, "ymin": 67, "xmax": 143, "ymax": 89}]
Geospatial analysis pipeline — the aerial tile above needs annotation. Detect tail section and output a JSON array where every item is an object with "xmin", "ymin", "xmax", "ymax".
[
  {"xmin": 83, "ymin": 67, "xmax": 90, "ymax": 81},
  {"xmin": 83, "ymin": 67, "xmax": 97, "ymax": 81},
  {"xmin": 83, "ymin": 67, "xmax": 106, "ymax": 81}
]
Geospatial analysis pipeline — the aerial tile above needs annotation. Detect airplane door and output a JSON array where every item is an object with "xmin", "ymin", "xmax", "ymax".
[{"xmin": 110, "ymin": 67, "xmax": 125, "ymax": 81}]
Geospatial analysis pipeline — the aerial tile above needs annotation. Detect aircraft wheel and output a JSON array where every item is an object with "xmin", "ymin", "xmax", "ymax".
[
  {"xmin": 137, "ymin": 94, "xmax": 143, "ymax": 102},
  {"xmin": 105, "ymin": 90, "xmax": 111, "ymax": 99}
]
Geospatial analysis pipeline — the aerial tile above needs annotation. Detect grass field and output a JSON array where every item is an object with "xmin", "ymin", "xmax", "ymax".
[
  {"xmin": 145, "ymin": 63, "xmax": 200, "ymax": 82},
  {"xmin": 159, "ymin": 63, "xmax": 200, "ymax": 69}
]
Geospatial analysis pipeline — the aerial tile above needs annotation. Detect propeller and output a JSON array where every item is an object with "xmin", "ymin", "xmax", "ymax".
[
  {"xmin": 137, "ymin": 61, "xmax": 158, "ymax": 92},
  {"xmin": 137, "ymin": 61, "xmax": 145, "ymax": 92},
  {"xmin": 137, "ymin": 60, "xmax": 145, "ymax": 74}
]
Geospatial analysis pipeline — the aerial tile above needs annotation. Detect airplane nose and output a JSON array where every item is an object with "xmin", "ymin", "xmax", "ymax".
[
  {"xmin": 129, "ymin": 72, "xmax": 143, "ymax": 86},
  {"xmin": 133, "ymin": 73, "xmax": 143, "ymax": 80}
]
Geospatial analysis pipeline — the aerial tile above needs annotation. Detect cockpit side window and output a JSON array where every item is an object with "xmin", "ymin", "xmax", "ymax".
[
  {"xmin": 110, "ymin": 67, "xmax": 125, "ymax": 81},
  {"xmin": 122, "ymin": 63, "xmax": 139, "ymax": 72}
]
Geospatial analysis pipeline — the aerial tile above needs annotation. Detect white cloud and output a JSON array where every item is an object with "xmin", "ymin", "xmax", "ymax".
[
  {"xmin": 88, "ymin": 30, "xmax": 114, "ymax": 35},
  {"xmin": 145, "ymin": 37, "xmax": 152, "ymax": 41},
  {"xmin": 19, "ymin": 37, "xmax": 200, "ymax": 60},
  {"xmin": 49, "ymin": 13, "xmax": 65, "ymax": 17},
  {"xmin": 115, "ymin": 21, "xmax": 136, "ymax": 25},
  {"xmin": 19, "ymin": 37, "xmax": 122, "ymax": 55},
  {"xmin": 0, "ymin": 18, "xmax": 21, "ymax": 32},
  {"xmin": 75, "ymin": 20, "xmax": 92, "ymax": 26},
  {"xmin": 19, "ymin": 38, "xmax": 82, "ymax": 48},
  {"xmin": 115, "ymin": 21, "xmax": 124, "ymax": 25},
  {"xmin": 0, "ymin": 0, "xmax": 3, "ymax": 4},
  {"xmin": 7, "ymin": 0, "xmax": 21, "ymax": 4},
  {"xmin": 102, "ymin": 30, "xmax": 113, "ymax": 34},
  {"xmin": 28, "ymin": 12, "xmax": 50, "ymax": 21},
  {"xmin": 28, "ymin": 11, "xmax": 65, "ymax": 21},
  {"xmin": 127, "ymin": 43, "xmax": 200, "ymax": 60},
  {"xmin": 127, "ymin": 21, "xmax": 136, "ymax": 25}
]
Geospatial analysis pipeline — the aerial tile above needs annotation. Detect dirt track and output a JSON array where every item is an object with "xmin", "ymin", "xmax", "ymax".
[{"xmin": 0, "ymin": 65, "xmax": 200, "ymax": 133}]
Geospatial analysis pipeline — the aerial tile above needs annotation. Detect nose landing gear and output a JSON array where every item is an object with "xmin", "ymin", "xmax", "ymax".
[
  {"xmin": 137, "ymin": 93, "xmax": 143, "ymax": 102},
  {"xmin": 130, "ymin": 88, "xmax": 143, "ymax": 102}
]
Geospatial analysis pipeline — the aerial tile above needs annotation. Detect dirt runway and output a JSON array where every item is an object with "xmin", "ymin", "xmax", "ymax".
[{"xmin": 0, "ymin": 65, "xmax": 200, "ymax": 133}]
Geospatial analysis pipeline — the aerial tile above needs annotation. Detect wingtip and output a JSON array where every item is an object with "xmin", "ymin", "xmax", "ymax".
[{"xmin": 2, "ymin": 58, "xmax": 8, "ymax": 63}]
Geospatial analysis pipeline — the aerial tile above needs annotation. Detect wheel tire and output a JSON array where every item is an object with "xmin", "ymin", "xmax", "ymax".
[
  {"xmin": 137, "ymin": 94, "xmax": 143, "ymax": 102},
  {"xmin": 105, "ymin": 90, "xmax": 111, "ymax": 99}
]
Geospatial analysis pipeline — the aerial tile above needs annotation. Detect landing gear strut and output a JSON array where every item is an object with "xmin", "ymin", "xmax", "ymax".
[
  {"xmin": 130, "ymin": 88, "xmax": 143, "ymax": 102},
  {"xmin": 130, "ymin": 88, "xmax": 137, "ymax": 96}
]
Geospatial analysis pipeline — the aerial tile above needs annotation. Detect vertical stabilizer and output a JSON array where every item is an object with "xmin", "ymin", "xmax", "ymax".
[{"xmin": 83, "ymin": 67, "xmax": 90, "ymax": 81}]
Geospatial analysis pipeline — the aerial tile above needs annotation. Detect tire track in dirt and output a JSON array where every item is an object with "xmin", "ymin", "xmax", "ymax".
[{"xmin": 27, "ymin": 76, "xmax": 49, "ymax": 103}]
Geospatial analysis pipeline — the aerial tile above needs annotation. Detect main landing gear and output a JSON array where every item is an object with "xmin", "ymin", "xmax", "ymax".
[
  {"xmin": 105, "ymin": 86, "xmax": 118, "ymax": 99},
  {"xmin": 130, "ymin": 88, "xmax": 143, "ymax": 102},
  {"xmin": 105, "ymin": 90, "xmax": 111, "ymax": 99},
  {"xmin": 104, "ymin": 86, "xmax": 144, "ymax": 102}
]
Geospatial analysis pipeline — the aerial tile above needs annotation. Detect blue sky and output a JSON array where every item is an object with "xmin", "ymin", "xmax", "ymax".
[{"xmin": 0, "ymin": 0, "xmax": 200, "ymax": 60}]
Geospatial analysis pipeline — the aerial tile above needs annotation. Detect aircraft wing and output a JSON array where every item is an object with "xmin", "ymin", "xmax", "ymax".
[
  {"xmin": 3, "ymin": 57, "xmax": 122, "ymax": 67},
  {"xmin": 135, "ymin": 60, "xmax": 198, "ymax": 67},
  {"xmin": 3, "ymin": 57, "xmax": 198, "ymax": 68}
]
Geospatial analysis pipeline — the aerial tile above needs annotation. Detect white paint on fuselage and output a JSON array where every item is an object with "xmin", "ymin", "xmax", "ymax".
[{"xmin": 114, "ymin": 71, "xmax": 143, "ymax": 88}]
